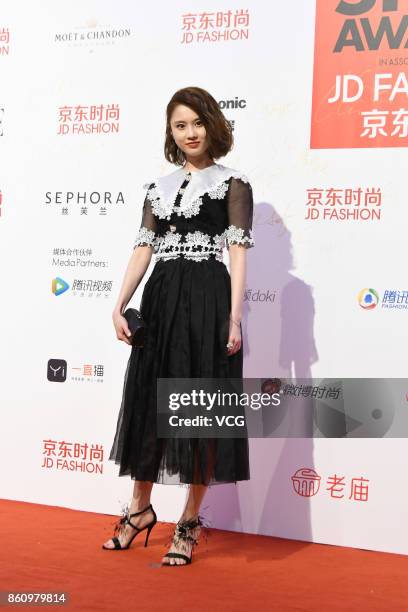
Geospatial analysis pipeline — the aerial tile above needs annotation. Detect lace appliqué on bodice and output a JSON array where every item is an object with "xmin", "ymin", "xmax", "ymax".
[
  {"xmin": 154, "ymin": 230, "xmax": 226, "ymax": 263},
  {"xmin": 133, "ymin": 224, "xmax": 254, "ymax": 257},
  {"xmin": 133, "ymin": 164, "xmax": 254, "ymax": 261}
]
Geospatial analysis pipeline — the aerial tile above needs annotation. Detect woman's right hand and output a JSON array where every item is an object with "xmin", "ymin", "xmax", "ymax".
[{"xmin": 112, "ymin": 310, "xmax": 132, "ymax": 345}]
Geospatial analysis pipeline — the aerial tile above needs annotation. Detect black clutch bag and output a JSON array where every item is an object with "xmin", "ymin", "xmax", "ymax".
[{"xmin": 123, "ymin": 308, "xmax": 147, "ymax": 347}]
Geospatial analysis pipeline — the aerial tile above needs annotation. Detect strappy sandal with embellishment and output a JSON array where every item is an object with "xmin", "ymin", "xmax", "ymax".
[
  {"xmin": 102, "ymin": 503, "xmax": 157, "ymax": 551},
  {"xmin": 162, "ymin": 515, "xmax": 202, "ymax": 566}
]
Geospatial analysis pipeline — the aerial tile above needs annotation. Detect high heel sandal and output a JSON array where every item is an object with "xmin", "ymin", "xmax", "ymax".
[
  {"xmin": 162, "ymin": 515, "xmax": 202, "ymax": 566},
  {"xmin": 102, "ymin": 503, "xmax": 157, "ymax": 551}
]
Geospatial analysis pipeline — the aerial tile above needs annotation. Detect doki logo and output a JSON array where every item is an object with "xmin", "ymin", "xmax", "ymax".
[
  {"xmin": 244, "ymin": 288, "xmax": 276, "ymax": 303},
  {"xmin": 334, "ymin": 0, "xmax": 408, "ymax": 52}
]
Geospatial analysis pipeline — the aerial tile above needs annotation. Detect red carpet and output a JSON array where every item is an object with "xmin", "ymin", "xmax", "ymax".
[{"xmin": 1, "ymin": 499, "xmax": 407, "ymax": 611}]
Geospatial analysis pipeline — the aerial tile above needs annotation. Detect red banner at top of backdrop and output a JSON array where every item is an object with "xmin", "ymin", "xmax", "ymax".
[{"xmin": 311, "ymin": 0, "xmax": 408, "ymax": 148}]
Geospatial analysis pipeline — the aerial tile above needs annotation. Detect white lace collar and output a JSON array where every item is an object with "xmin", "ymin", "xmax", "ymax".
[{"xmin": 143, "ymin": 163, "xmax": 248, "ymax": 220}]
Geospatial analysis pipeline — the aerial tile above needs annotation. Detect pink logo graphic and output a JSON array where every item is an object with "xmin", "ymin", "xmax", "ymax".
[{"xmin": 291, "ymin": 468, "xmax": 321, "ymax": 497}]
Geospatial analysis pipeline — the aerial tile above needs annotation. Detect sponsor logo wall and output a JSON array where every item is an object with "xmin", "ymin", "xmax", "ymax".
[{"xmin": 0, "ymin": 0, "xmax": 407, "ymax": 555}]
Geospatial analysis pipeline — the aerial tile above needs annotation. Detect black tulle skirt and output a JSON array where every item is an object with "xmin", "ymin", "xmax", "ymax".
[{"xmin": 108, "ymin": 257, "xmax": 250, "ymax": 485}]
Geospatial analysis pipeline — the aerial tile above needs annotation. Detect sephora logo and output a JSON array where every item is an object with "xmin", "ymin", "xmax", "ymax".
[{"xmin": 45, "ymin": 191, "xmax": 125, "ymax": 205}]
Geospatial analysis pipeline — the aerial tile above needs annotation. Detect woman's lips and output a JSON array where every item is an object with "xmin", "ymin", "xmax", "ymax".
[{"xmin": 186, "ymin": 142, "xmax": 200, "ymax": 148}]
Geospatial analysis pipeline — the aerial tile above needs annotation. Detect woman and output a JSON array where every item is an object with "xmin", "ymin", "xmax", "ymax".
[{"xmin": 102, "ymin": 86, "xmax": 255, "ymax": 566}]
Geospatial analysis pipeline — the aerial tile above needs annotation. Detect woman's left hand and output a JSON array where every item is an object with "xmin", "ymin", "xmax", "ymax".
[{"xmin": 226, "ymin": 319, "xmax": 241, "ymax": 356}]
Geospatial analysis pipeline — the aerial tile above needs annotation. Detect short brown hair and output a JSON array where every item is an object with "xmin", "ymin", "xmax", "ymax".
[{"xmin": 164, "ymin": 86, "xmax": 234, "ymax": 166}]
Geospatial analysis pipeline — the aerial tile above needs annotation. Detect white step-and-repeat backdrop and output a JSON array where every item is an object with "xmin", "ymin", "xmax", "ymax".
[{"xmin": 1, "ymin": 0, "xmax": 407, "ymax": 555}]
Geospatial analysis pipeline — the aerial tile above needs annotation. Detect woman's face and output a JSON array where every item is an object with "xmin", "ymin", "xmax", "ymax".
[{"xmin": 170, "ymin": 104, "xmax": 209, "ymax": 160}]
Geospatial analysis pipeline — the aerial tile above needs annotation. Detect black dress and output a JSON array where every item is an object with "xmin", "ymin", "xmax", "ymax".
[{"xmin": 108, "ymin": 163, "xmax": 255, "ymax": 485}]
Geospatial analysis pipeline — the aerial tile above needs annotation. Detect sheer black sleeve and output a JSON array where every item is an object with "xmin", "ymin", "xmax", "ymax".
[
  {"xmin": 225, "ymin": 176, "xmax": 255, "ymax": 249},
  {"xmin": 133, "ymin": 183, "xmax": 159, "ymax": 250}
]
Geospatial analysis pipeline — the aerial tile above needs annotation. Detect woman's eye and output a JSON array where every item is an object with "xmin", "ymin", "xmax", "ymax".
[{"xmin": 175, "ymin": 122, "xmax": 202, "ymax": 128}]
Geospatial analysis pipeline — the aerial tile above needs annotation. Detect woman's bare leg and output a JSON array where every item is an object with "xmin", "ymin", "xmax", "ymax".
[
  {"xmin": 180, "ymin": 483, "xmax": 207, "ymax": 521},
  {"xmin": 103, "ymin": 480, "xmax": 154, "ymax": 549}
]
